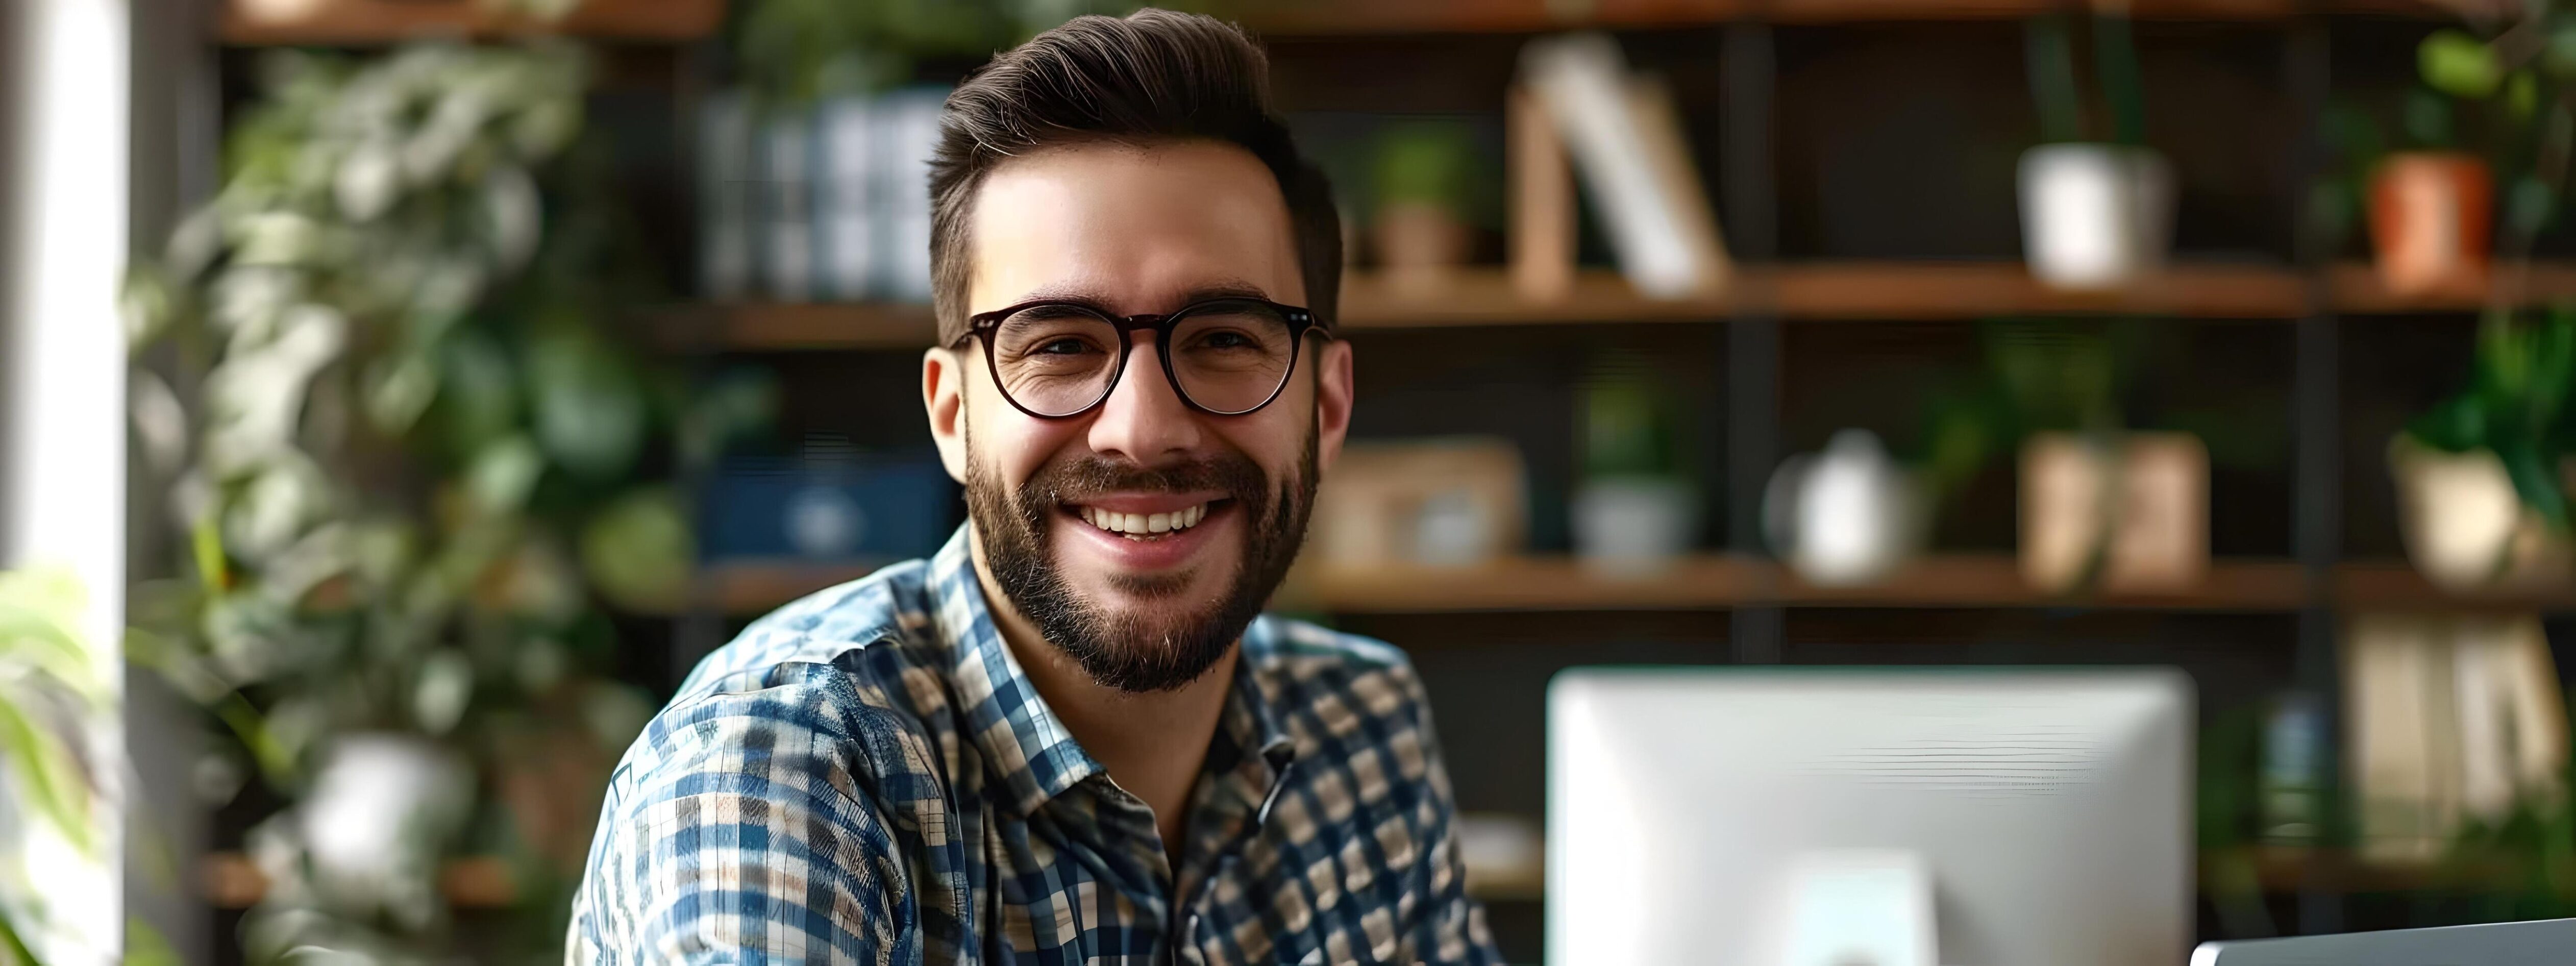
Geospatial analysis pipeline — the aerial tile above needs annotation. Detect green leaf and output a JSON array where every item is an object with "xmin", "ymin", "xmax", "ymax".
[
  {"xmin": 2405, "ymin": 87, "xmax": 2460, "ymax": 150},
  {"xmin": 2422, "ymin": 29, "xmax": 2504, "ymax": 100},
  {"xmin": 0, "ymin": 695, "xmax": 92, "ymax": 855},
  {"xmin": 580, "ymin": 488, "xmax": 694, "ymax": 612},
  {"xmin": 0, "ymin": 903, "xmax": 41, "ymax": 966}
]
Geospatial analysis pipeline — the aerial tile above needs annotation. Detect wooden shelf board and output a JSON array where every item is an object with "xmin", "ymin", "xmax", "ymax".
[
  {"xmin": 1294, "ymin": 554, "xmax": 2307, "ymax": 613},
  {"xmin": 204, "ymin": 852, "xmax": 515, "ymax": 909},
  {"xmin": 664, "ymin": 261, "xmax": 2576, "ymax": 353},
  {"xmin": 1250, "ymin": 0, "xmax": 2456, "ymax": 35},
  {"xmin": 220, "ymin": 0, "xmax": 722, "ymax": 45}
]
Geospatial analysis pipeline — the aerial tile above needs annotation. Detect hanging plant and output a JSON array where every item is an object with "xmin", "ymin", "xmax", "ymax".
[{"xmin": 123, "ymin": 41, "xmax": 769, "ymax": 964}]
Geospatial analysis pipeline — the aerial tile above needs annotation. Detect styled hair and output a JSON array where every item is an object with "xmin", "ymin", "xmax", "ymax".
[{"xmin": 927, "ymin": 9, "xmax": 1341, "ymax": 345}]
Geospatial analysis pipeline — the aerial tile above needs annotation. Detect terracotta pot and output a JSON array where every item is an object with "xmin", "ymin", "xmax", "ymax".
[
  {"xmin": 1374, "ymin": 202, "xmax": 1471, "ymax": 295},
  {"xmin": 2369, "ymin": 152, "xmax": 2492, "ymax": 295}
]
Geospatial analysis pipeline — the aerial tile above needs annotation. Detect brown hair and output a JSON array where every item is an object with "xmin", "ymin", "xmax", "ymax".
[{"xmin": 927, "ymin": 9, "xmax": 1341, "ymax": 345}]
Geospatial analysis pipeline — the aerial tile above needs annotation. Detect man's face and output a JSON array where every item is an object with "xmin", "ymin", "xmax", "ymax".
[{"xmin": 924, "ymin": 140, "xmax": 1354, "ymax": 692}]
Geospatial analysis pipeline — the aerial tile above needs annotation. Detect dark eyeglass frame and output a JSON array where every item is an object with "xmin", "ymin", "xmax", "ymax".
[{"xmin": 954, "ymin": 296, "xmax": 1328, "ymax": 419}]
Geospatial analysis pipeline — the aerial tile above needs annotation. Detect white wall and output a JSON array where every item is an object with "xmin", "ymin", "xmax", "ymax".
[{"xmin": 3, "ymin": 0, "xmax": 133, "ymax": 960}]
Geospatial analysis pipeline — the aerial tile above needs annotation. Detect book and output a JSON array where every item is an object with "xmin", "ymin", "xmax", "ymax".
[
  {"xmin": 1507, "ymin": 83, "xmax": 1575, "ymax": 303},
  {"xmin": 876, "ymin": 88, "xmax": 947, "ymax": 304},
  {"xmin": 697, "ymin": 92, "xmax": 752, "ymax": 301},
  {"xmin": 820, "ymin": 96, "xmax": 876, "ymax": 302},
  {"xmin": 759, "ymin": 108, "xmax": 816, "ymax": 302},
  {"xmin": 1518, "ymin": 33, "xmax": 1728, "ymax": 299}
]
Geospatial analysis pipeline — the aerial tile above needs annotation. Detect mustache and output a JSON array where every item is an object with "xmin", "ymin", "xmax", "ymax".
[{"xmin": 1019, "ymin": 452, "xmax": 1269, "ymax": 506}]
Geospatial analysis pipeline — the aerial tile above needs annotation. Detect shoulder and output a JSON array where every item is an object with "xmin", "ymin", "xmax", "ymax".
[
  {"xmin": 1249, "ymin": 614, "xmax": 1430, "ymax": 711},
  {"xmin": 674, "ymin": 557, "xmax": 937, "ymax": 700}
]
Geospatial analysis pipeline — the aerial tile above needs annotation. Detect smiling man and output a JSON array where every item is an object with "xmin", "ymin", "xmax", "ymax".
[{"xmin": 568, "ymin": 10, "xmax": 1500, "ymax": 965}]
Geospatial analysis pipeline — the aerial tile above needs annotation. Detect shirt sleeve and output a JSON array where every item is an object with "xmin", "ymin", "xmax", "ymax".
[
  {"xmin": 568, "ymin": 665, "xmax": 925, "ymax": 966},
  {"xmin": 1394, "ymin": 663, "xmax": 1506, "ymax": 965}
]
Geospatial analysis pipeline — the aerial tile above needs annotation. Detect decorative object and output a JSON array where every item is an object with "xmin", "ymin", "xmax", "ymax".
[
  {"xmin": 2019, "ymin": 432, "xmax": 2209, "ymax": 594},
  {"xmin": 1763, "ymin": 430, "xmax": 1924, "ymax": 587},
  {"xmin": 1573, "ymin": 354, "xmax": 1695, "ymax": 577},
  {"xmin": 2017, "ymin": 13, "xmax": 2173, "ymax": 290},
  {"xmin": 2394, "ymin": 311, "xmax": 2576, "ymax": 589},
  {"xmin": 122, "ymin": 42, "xmax": 765, "ymax": 963},
  {"xmin": 1310, "ymin": 438, "xmax": 1526, "ymax": 569},
  {"xmin": 1507, "ymin": 83, "xmax": 1575, "ymax": 303}
]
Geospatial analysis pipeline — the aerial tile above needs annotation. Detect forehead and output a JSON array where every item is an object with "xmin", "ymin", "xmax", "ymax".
[{"xmin": 966, "ymin": 140, "xmax": 1303, "ymax": 314}]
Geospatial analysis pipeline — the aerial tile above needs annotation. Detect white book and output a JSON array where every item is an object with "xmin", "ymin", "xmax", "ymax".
[
  {"xmin": 820, "ymin": 96, "xmax": 876, "ymax": 302},
  {"xmin": 1520, "ymin": 33, "xmax": 1724, "ymax": 299},
  {"xmin": 760, "ymin": 109, "xmax": 816, "ymax": 302},
  {"xmin": 697, "ymin": 92, "xmax": 753, "ymax": 301},
  {"xmin": 876, "ymin": 88, "xmax": 947, "ymax": 304}
]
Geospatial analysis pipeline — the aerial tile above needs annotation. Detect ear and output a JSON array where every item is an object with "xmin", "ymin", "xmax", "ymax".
[
  {"xmin": 924, "ymin": 345, "xmax": 969, "ymax": 483},
  {"xmin": 1312, "ymin": 338, "xmax": 1354, "ymax": 475}
]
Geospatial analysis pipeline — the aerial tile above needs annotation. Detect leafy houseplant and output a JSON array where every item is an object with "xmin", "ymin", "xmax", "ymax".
[
  {"xmin": 123, "ymin": 42, "xmax": 768, "ymax": 964},
  {"xmin": 733, "ymin": 0, "xmax": 1186, "ymax": 106},
  {"xmin": 0, "ymin": 569, "xmax": 111, "ymax": 965},
  {"xmin": 1370, "ymin": 120, "xmax": 1482, "ymax": 294},
  {"xmin": 2393, "ymin": 310, "xmax": 2576, "ymax": 588}
]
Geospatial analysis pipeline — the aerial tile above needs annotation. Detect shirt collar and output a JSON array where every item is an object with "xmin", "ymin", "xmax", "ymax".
[
  {"xmin": 924, "ymin": 525, "xmax": 1299, "ymax": 819},
  {"xmin": 927, "ymin": 525, "xmax": 1102, "ymax": 816}
]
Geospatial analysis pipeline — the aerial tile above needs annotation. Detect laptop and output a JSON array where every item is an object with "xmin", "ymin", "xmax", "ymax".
[{"xmin": 2191, "ymin": 919, "xmax": 2575, "ymax": 965}]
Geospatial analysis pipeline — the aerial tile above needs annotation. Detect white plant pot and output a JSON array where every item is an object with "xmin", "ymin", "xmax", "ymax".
[
  {"xmin": 2389, "ymin": 436, "xmax": 2570, "ymax": 589},
  {"xmin": 1573, "ymin": 477, "xmax": 1697, "ymax": 577},
  {"xmin": 1763, "ymin": 430, "xmax": 1924, "ymax": 586},
  {"xmin": 2018, "ymin": 143, "xmax": 2174, "ymax": 290}
]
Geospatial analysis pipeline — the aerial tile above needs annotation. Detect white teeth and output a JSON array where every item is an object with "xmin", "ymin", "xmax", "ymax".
[{"xmin": 1076, "ymin": 502, "xmax": 1212, "ymax": 536}]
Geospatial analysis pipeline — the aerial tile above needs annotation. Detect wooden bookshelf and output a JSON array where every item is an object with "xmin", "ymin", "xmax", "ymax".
[
  {"xmin": 1247, "ymin": 0, "xmax": 2463, "ymax": 35},
  {"xmin": 220, "ymin": 0, "xmax": 723, "ymax": 45},
  {"xmin": 203, "ymin": 852, "xmax": 516, "ymax": 909},
  {"xmin": 657, "ymin": 262, "xmax": 2576, "ymax": 353}
]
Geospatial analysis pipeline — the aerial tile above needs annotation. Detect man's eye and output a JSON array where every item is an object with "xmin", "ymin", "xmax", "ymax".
[
  {"xmin": 1036, "ymin": 338, "xmax": 1095, "ymax": 356},
  {"xmin": 1196, "ymin": 330, "xmax": 1253, "ymax": 350}
]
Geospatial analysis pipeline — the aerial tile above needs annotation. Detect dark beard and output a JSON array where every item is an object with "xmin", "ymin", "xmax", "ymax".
[{"xmin": 964, "ymin": 426, "xmax": 1317, "ymax": 693}]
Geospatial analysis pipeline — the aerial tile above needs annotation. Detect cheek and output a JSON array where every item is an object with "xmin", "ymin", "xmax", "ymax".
[{"xmin": 968, "ymin": 384, "xmax": 1085, "ymax": 485}]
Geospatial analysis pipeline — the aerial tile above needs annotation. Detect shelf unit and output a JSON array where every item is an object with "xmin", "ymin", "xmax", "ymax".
[
  {"xmin": 219, "ymin": 0, "xmax": 724, "ymax": 44},
  {"xmin": 1247, "ymin": 0, "xmax": 2464, "ymax": 35},
  {"xmin": 652, "ymin": 261, "xmax": 2576, "ymax": 352}
]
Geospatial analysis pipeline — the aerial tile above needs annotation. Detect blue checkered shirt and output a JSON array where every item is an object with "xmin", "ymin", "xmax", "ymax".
[{"xmin": 568, "ymin": 526, "xmax": 1501, "ymax": 964}]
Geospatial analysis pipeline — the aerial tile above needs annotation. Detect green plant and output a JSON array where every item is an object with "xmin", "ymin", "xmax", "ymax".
[
  {"xmin": 2406, "ymin": 309, "xmax": 2576, "ymax": 529},
  {"xmin": 1918, "ymin": 319, "xmax": 2143, "ymax": 503},
  {"xmin": 2024, "ymin": 12, "xmax": 2146, "ymax": 146},
  {"xmin": 122, "ymin": 42, "xmax": 770, "ymax": 965},
  {"xmin": 0, "ymin": 569, "xmax": 110, "ymax": 965},
  {"xmin": 1372, "ymin": 120, "xmax": 1479, "ymax": 215},
  {"xmin": 732, "ymin": 0, "xmax": 1189, "ymax": 107},
  {"xmin": 1579, "ymin": 353, "xmax": 1682, "ymax": 480}
]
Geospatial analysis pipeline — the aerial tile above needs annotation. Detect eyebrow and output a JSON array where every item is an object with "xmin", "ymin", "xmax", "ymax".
[{"xmin": 1008, "ymin": 277, "xmax": 1276, "ymax": 313}]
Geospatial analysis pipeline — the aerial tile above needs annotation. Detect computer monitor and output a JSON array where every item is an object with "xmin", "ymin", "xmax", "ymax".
[{"xmin": 1548, "ymin": 667, "xmax": 2193, "ymax": 966}]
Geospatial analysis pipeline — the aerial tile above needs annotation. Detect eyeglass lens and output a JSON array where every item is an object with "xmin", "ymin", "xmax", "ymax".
[{"xmin": 988, "ymin": 300, "xmax": 1297, "ymax": 416}]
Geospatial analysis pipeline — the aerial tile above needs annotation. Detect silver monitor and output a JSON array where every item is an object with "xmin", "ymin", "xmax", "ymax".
[
  {"xmin": 1547, "ymin": 667, "xmax": 2193, "ymax": 966},
  {"xmin": 2192, "ymin": 919, "xmax": 2576, "ymax": 965}
]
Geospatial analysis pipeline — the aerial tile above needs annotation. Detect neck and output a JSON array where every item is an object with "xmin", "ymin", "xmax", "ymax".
[{"xmin": 968, "ymin": 525, "xmax": 1236, "ymax": 862}]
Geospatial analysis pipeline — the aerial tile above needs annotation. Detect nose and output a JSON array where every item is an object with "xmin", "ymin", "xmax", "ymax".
[{"xmin": 1085, "ymin": 332, "xmax": 1203, "ymax": 464}]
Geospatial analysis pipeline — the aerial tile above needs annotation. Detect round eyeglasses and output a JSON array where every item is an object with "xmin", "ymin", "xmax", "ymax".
[{"xmin": 955, "ymin": 296, "xmax": 1325, "ymax": 419}]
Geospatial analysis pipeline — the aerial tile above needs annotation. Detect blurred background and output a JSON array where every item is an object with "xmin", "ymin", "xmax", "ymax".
[{"xmin": 4, "ymin": 0, "xmax": 2576, "ymax": 962}]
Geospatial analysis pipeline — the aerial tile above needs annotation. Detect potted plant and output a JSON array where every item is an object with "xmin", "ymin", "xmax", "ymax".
[
  {"xmin": 1920, "ymin": 319, "xmax": 2209, "ymax": 594},
  {"xmin": 1572, "ymin": 352, "xmax": 1696, "ymax": 577},
  {"xmin": 1371, "ymin": 119, "xmax": 1481, "ymax": 295},
  {"xmin": 2393, "ymin": 310, "xmax": 2576, "ymax": 589},
  {"xmin": 2018, "ymin": 13, "xmax": 2173, "ymax": 291},
  {"xmin": 122, "ymin": 43, "xmax": 765, "ymax": 963}
]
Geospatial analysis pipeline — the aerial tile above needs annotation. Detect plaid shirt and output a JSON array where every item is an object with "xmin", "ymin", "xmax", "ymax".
[{"xmin": 569, "ymin": 526, "xmax": 1501, "ymax": 964}]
